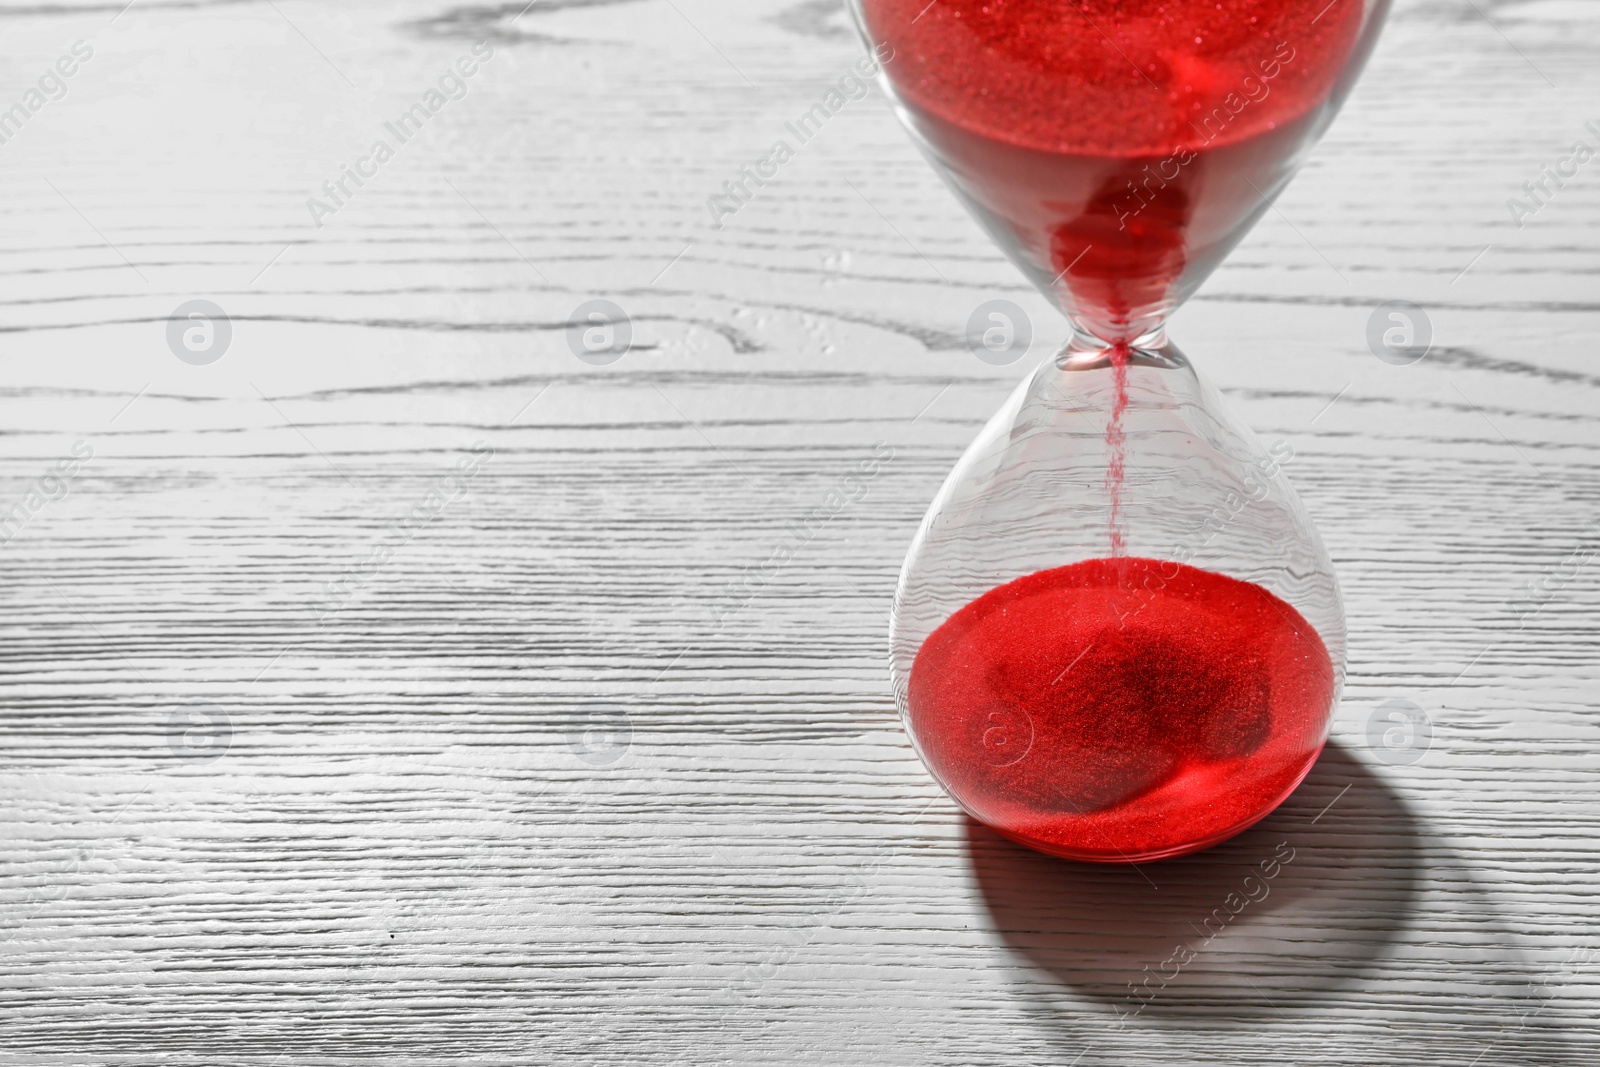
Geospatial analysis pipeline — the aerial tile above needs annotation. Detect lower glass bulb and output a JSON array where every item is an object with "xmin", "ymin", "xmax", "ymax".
[{"xmin": 890, "ymin": 336, "xmax": 1345, "ymax": 862}]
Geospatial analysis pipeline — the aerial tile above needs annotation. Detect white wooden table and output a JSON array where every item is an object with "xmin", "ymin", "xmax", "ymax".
[{"xmin": 1, "ymin": 0, "xmax": 1597, "ymax": 1063}]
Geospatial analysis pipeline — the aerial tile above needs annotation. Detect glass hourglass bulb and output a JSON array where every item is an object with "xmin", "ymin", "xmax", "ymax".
[
  {"xmin": 847, "ymin": 0, "xmax": 1391, "ymax": 860},
  {"xmin": 890, "ymin": 335, "xmax": 1344, "ymax": 861}
]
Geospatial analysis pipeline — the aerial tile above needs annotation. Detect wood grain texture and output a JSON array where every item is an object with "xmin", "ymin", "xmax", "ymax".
[{"xmin": 0, "ymin": 0, "xmax": 1597, "ymax": 1063}]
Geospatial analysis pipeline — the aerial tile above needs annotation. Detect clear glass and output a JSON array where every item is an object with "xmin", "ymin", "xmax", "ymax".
[{"xmin": 847, "ymin": 0, "xmax": 1390, "ymax": 861}]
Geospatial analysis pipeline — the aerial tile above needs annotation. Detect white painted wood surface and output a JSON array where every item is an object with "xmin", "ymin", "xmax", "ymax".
[{"xmin": 0, "ymin": 0, "xmax": 1597, "ymax": 1063}]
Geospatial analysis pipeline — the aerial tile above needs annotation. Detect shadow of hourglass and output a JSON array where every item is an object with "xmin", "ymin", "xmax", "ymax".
[{"xmin": 965, "ymin": 742, "xmax": 1422, "ymax": 1022}]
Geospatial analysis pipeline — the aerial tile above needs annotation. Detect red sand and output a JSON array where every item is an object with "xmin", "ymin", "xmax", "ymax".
[
  {"xmin": 906, "ymin": 559, "xmax": 1335, "ymax": 861},
  {"xmin": 859, "ymin": 0, "xmax": 1362, "ymax": 154},
  {"xmin": 1103, "ymin": 343, "xmax": 1131, "ymax": 555}
]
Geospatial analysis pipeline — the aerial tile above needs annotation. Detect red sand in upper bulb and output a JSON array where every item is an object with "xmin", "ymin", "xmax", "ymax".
[
  {"xmin": 860, "ymin": 0, "xmax": 1363, "ymax": 156},
  {"xmin": 906, "ymin": 558, "xmax": 1335, "ymax": 861}
]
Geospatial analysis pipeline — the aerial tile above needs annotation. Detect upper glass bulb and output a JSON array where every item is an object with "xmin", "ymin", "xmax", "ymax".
[{"xmin": 852, "ymin": 0, "xmax": 1390, "ymax": 340}]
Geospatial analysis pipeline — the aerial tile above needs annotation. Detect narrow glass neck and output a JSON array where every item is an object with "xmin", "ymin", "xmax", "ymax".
[{"xmin": 1056, "ymin": 325, "xmax": 1181, "ymax": 372}]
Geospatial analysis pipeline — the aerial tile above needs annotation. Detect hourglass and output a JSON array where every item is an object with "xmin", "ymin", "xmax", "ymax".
[{"xmin": 850, "ymin": 0, "xmax": 1391, "ymax": 861}]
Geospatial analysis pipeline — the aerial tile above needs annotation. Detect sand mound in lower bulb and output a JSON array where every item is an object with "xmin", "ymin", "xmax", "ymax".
[{"xmin": 907, "ymin": 558, "xmax": 1334, "ymax": 862}]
